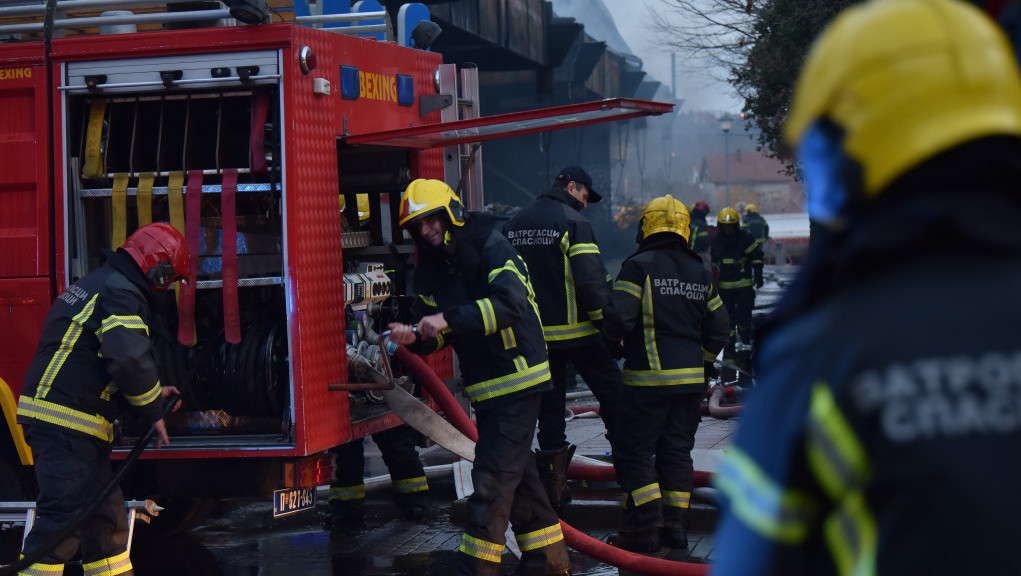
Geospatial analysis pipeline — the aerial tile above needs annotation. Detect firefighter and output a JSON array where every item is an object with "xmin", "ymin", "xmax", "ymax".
[
  {"xmin": 712, "ymin": 0, "xmax": 1021, "ymax": 574},
  {"xmin": 710, "ymin": 207, "xmax": 762, "ymax": 383},
  {"xmin": 387, "ymin": 179, "xmax": 569, "ymax": 576},
  {"xmin": 602, "ymin": 195, "xmax": 730, "ymax": 552},
  {"xmin": 740, "ymin": 204, "xmax": 769, "ymax": 249},
  {"xmin": 687, "ymin": 201, "xmax": 712, "ymax": 255},
  {"xmin": 503, "ymin": 165, "xmax": 623, "ymax": 513},
  {"xmin": 327, "ymin": 425, "xmax": 432, "ymax": 525},
  {"xmin": 16, "ymin": 222, "xmax": 187, "ymax": 576}
]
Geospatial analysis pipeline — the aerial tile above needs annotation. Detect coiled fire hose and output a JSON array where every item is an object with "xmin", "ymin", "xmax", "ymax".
[
  {"xmin": 0, "ymin": 396, "xmax": 180, "ymax": 576},
  {"xmin": 392, "ymin": 346, "xmax": 711, "ymax": 576}
]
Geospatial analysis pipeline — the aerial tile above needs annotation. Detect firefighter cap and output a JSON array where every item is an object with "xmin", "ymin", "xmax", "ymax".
[{"xmin": 554, "ymin": 165, "xmax": 602, "ymax": 204}]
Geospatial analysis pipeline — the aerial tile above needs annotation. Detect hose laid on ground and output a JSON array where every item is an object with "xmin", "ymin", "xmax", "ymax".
[
  {"xmin": 0, "ymin": 396, "xmax": 179, "ymax": 576},
  {"xmin": 708, "ymin": 384, "xmax": 742, "ymax": 419},
  {"xmin": 392, "ymin": 347, "xmax": 711, "ymax": 576}
]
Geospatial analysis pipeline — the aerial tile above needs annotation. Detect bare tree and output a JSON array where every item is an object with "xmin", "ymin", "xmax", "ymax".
[{"xmin": 648, "ymin": 0, "xmax": 759, "ymax": 89}]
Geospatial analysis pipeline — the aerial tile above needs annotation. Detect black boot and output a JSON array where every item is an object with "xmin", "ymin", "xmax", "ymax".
[
  {"xmin": 534, "ymin": 444, "xmax": 576, "ymax": 514},
  {"xmin": 660, "ymin": 526, "xmax": 688, "ymax": 549},
  {"xmin": 607, "ymin": 528, "xmax": 661, "ymax": 553}
]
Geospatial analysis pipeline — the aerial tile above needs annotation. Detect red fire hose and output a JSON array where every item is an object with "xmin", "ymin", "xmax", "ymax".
[{"xmin": 393, "ymin": 347, "xmax": 712, "ymax": 576}]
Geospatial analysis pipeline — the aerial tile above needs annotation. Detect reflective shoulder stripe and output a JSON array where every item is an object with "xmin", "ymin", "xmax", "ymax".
[
  {"xmin": 715, "ymin": 447, "xmax": 817, "ymax": 543},
  {"xmin": 83, "ymin": 550, "xmax": 131, "ymax": 576},
  {"xmin": 542, "ymin": 322, "xmax": 598, "ymax": 342},
  {"xmin": 631, "ymin": 482, "xmax": 661, "ymax": 507},
  {"xmin": 38, "ymin": 293, "xmax": 99, "ymax": 399},
  {"xmin": 393, "ymin": 476, "xmax": 429, "ymax": 494},
  {"xmin": 16, "ymin": 396, "xmax": 114, "ymax": 442},
  {"xmin": 464, "ymin": 361, "xmax": 550, "ymax": 403},
  {"xmin": 567, "ymin": 242, "xmax": 600, "ymax": 257},
  {"xmin": 476, "ymin": 298, "xmax": 497, "ymax": 335},
  {"xmin": 98, "ymin": 314, "xmax": 149, "ymax": 337},
  {"xmin": 806, "ymin": 382, "xmax": 877, "ymax": 576},
  {"xmin": 663, "ymin": 490, "xmax": 691, "ymax": 509},
  {"xmin": 418, "ymin": 294, "xmax": 438, "ymax": 307},
  {"xmin": 622, "ymin": 367, "xmax": 704, "ymax": 387},
  {"xmin": 613, "ymin": 280, "xmax": 642, "ymax": 299},
  {"xmin": 459, "ymin": 533, "xmax": 504, "ymax": 563},
  {"xmin": 328, "ymin": 484, "xmax": 366, "ymax": 502},
  {"xmin": 515, "ymin": 522, "xmax": 565, "ymax": 551},
  {"xmin": 123, "ymin": 382, "xmax": 161, "ymax": 407}
]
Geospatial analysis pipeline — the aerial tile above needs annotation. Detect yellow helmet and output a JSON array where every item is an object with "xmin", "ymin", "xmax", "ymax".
[
  {"xmin": 639, "ymin": 194, "xmax": 690, "ymax": 242},
  {"xmin": 746, "ymin": 204, "xmax": 758, "ymax": 213},
  {"xmin": 398, "ymin": 179, "xmax": 466, "ymax": 229},
  {"xmin": 785, "ymin": 0, "xmax": 1021, "ymax": 199},
  {"xmin": 339, "ymin": 193, "xmax": 372, "ymax": 222},
  {"xmin": 717, "ymin": 207, "xmax": 739, "ymax": 225}
]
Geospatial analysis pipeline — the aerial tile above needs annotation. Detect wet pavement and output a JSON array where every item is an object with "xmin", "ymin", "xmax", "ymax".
[{"xmin": 122, "ymin": 398, "xmax": 740, "ymax": 575}]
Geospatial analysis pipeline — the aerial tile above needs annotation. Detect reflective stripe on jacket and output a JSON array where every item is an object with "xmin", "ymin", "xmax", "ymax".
[
  {"xmin": 711, "ymin": 229, "xmax": 763, "ymax": 290},
  {"xmin": 504, "ymin": 187, "xmax": 610, "ymax": 349},
  {"xmin": 18, "ymin": 250, "xmax": 164, "ymax": 442},
  {"xmin": 410, "ymin": 214, "xmax": 551, "ymax": 408},
  {"xmin": 603, "ymin": 235, "xmax": 730, "ymax": 391}
]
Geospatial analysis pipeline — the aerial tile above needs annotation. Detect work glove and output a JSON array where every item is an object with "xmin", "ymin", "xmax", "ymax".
[{"xmin": 754, "ymin": 270, "xmax": 764, "ymax": 289}]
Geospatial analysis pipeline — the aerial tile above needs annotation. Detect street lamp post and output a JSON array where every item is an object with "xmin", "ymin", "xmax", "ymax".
[{"xmin": 719, "ymin": 113, "xmax": 734, "ymax": 209}]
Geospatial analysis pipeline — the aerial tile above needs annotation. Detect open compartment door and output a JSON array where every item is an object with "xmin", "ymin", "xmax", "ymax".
[{"xmin": 341, "ymin": 97, "xmax": 674, "ymax": 148}]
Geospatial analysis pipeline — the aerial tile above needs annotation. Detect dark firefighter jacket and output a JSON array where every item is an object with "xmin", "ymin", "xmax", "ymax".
[
  {"xmin": 712, "ymin": 137, "xmax": 1021, "ymax": 576},
  {"xmin": 18, "ymin": 250, "xmax": 165, "ymax": 443},
  {"xmin": 711, "ymin": 228, "xmax": 763, "ymax": 290},
  {"xmin": 602, "ymin": 234, "xmax": 730, "ymax": 392},
  {"xmin": 740, "ymin": 212, "xmax": 770, "ymax": 246},
  {"xmin": 408, "ymin": 213, "xmax": 551, "ymax": 408},
  {"xmin": 688, "ymin": 209, "xmax": 712, "ymax": 253},
  {"xmin": 503, "ymin": 186, "xmax": 610, "ymax": 349}
]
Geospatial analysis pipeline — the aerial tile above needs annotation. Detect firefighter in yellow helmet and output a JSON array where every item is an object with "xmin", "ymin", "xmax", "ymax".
[
  {"xmin": 713, "ymin": 0, "xmax": 1021, "ymax": 574},
  {"xmin": 387, "ymin": 179, "xmax": 569, "ymax": 575},
  {"xmin": 739, "ymin": 203, "xmax": 770, "ymax": 249},
  {"xmin": 602, "ymin": 194, "xmax": 730, "ymax": 552},
  {"xmin": 710, "ymin": 206, "xmax": 762, "ymax": 383}
]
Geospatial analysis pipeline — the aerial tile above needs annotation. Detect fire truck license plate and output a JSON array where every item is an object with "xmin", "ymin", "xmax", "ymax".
[{"xmin": 272, "ymin": 487, "xmax": 317, "ymax": 517}]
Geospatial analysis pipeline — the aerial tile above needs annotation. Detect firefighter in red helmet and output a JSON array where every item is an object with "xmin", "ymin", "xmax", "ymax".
[
  {"xmin": 387, "ymin": 179, "xmax": 569, "ymax": 576},
  {"xmin": 17, "ymin": 222, "xmax": 186, "ymax": 576}
]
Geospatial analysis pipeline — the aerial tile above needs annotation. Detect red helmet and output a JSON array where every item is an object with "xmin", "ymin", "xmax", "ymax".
[
  {"xmin": 693, "ymin": 201, "xmax": 710, "ymax": 213},
  {"xmin": 121, "ymin": 223, "xmax": 189, "ymax": 290}
]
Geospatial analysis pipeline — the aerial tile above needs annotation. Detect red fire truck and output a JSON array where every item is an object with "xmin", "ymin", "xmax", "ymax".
[{"xmin": 0, "ymin": 3, "xmax": 671, "ymax": 526}]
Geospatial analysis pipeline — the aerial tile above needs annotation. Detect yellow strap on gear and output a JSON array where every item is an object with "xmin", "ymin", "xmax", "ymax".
[
  {"xmin": 111, "ymin": 173, "xmax": 129, "ymax": 249},
  {"xmin": 168, "ymin": 171, "xmax": 185, "ymax": 234},
  {"xmin": 137, "ymin": 172, "xmax": 154, "ymax": 226},
  {"xmin": 81, "ymin": 99, "xmax": 107, "ymax": 179}
]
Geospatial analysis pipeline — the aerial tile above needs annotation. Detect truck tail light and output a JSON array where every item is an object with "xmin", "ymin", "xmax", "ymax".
[{"xmin": 283, "ymin": 453, "xmax": 334, "ymax": 488}]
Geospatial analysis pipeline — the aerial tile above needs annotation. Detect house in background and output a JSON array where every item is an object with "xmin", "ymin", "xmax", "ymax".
[{"xmin": 698, "ymin": 149, "xmax": 804, "ymax": 213}]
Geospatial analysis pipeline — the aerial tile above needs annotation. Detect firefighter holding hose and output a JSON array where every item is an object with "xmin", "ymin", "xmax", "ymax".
[
  {"xmin": 713, "ymin": 0, "xmax": 1021, "ymax": 573},
  {"xmin": 387, "ymin": 179, "xmax": 569, "ymax": 576},
  {"xmin": 16, "ymin": 222, "xmax": 186, "ymax": 576}
]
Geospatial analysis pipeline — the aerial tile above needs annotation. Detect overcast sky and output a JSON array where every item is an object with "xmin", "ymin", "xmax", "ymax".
[{"xmin": 601, "ymin": 1, "xmax": 744, "ymax": 113}]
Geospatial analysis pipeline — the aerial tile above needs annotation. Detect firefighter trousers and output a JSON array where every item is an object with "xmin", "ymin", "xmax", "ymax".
[
  {"xmin": 329, "ymin": 425, "xmax": 430, "ymax": 519},
  {"xmin": 458, "ymin": 392, "xmax": 569, "ymax": 576},
  {"xmin": 538, "ymin": 339, "xmax": 623, "ymax": 451},
  {"xmin": 611, "ymin": 390, "xmax": 702, "ymax": 533},
  {"xmin": 20, "ymin": 423, "xmax": 132, "ymax": 576}
]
